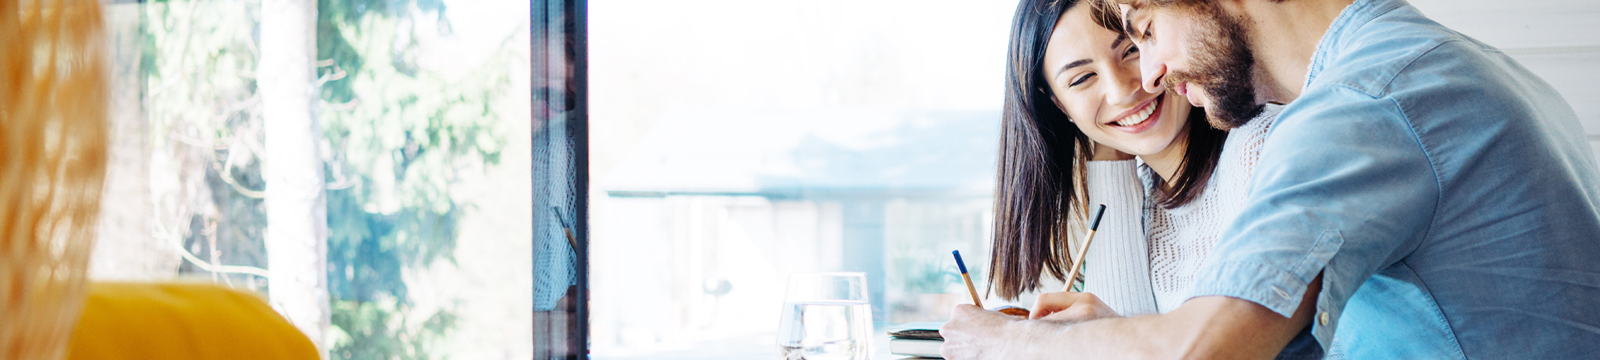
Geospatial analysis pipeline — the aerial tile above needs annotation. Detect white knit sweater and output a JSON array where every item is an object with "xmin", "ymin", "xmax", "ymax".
[{"xmin": 1079, "ymin": 106, "xmax": 1280, "ymax": 315}]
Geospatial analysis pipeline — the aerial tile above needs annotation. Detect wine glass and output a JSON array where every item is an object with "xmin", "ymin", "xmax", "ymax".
[{"xmin": 776, "ymin": 272, "xmax": 873, "ymax": 360}]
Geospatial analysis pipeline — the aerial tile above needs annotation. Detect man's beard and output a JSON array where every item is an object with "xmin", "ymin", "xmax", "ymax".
[{"xmin": 1165, "ymin": 4, "xmax": 1263, "ymax": 130}]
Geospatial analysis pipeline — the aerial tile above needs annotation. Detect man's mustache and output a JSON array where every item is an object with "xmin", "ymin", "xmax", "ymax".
[{"xmin": 1161, "ymin": 71, "xmax": 1204, "ymax": 93}]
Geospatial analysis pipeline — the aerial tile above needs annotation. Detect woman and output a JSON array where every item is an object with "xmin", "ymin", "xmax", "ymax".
[{"xmin": 985, "ymin": 0, "xmax": 1280, "ymax": 316}]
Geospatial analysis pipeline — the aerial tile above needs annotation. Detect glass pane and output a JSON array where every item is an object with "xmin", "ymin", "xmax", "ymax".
[
  {"xmin": 531, "ymin": 0, "xmax": 588, "ymax": 358},
  {"xmin": 95, "ymin": 0, "xmax": 534, "ymax": 358},
  {"xmin": 589, "ymin": 1, "xmax": 1019, "ymax": 358}
]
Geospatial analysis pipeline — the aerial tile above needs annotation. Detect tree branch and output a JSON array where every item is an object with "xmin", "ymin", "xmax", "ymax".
[
  {"xmin": 153, "ymin": 210, "xmax": 271, "ymax": 279},
  {"xmin": 221, "ymin": 152, "xmax": 267, "ymax": 198}
]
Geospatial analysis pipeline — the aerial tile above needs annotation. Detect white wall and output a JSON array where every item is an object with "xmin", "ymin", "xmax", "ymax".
[{"xmin": 1408, "ymin": 0, "xmax": 1600, "ymax": 158}]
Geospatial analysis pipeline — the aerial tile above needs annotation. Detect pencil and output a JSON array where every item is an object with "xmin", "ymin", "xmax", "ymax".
[
  {"xmin": 1063, "ymin": 204, "xmax": 1107, "ymax": 292},
  {"xmin": 553, "ymin": 207, "xmax": 577, "ymax": 250},
  {"xmin": 952, "ymin": 250, "xmax": 983, "ymax": 308}
]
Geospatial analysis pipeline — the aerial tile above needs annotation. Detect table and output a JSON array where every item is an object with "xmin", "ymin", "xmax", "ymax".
[{"xmin": 592, "ymin": 329, "xmax": 936, "ymax": 359}]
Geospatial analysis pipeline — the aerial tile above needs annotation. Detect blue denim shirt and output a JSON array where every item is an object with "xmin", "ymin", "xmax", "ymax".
[{"xmin": 1190, "ymin": 0, "xmax": 1600, "ymax": 358}]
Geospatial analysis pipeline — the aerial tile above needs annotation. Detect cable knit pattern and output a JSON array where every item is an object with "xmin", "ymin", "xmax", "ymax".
[{"xmin": 1083, "ymin": 105, "xmax": 1280, "ymax": 315}]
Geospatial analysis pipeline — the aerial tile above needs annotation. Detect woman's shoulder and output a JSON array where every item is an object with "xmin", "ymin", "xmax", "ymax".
[
  {"xmin": 1221, "ymin": 105, "xmax": 1283, "ymax": 162},
  {"xmin": 1207, "ymin": 105, "xmax": 1284, "ymax": 198},
  {"xmin": 1231, "ymin": 105, "xmax": 1282, "ymax": 143}
]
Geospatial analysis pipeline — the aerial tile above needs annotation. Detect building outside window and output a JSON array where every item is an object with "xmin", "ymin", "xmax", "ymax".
[{"xmin": 587, "ymin": 1, "xmax": 1024, "ymax": 358}]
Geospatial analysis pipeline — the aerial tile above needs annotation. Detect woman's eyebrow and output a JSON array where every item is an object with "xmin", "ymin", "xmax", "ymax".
[
  {"xmin": 1111, "ymin": 34, "xmax": 1128, "ymax": 50},
  {"xmin": 1058, "ymin": 59, "xmax": 1093, "ymax": 77}
]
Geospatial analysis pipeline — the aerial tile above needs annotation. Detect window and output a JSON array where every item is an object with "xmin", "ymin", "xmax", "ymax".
[
  {"xmin": 588, "ymin": 1, "xmax": 1020, "ymax": 358},
  {"xmin": 96, "ymin": 0, "xmax": 533, "ymax": 358}
]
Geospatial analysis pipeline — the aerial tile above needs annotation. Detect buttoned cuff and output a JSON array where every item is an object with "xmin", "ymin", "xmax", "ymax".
[
  {"xmin": 1189, "ymin": 261, "xmax": 1338, "ymax": 353},
  {"xmin": 1189, "ymin": 261, "xmax": 1310, "ymax": 317},
  {"xmin": 1187, "ymin": 230, "xmax": 1347, "ymax": 354}
]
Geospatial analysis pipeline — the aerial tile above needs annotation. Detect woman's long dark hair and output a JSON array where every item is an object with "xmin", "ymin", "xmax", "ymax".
[{"xmin": 987, "ymin": 0, "xmax": 1227, "ymax": 301}]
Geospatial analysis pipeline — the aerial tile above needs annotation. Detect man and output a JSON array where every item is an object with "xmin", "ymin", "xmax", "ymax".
[{"xmin": 941, "ymin": 0, "xmax": 1600, "ymax": 358}]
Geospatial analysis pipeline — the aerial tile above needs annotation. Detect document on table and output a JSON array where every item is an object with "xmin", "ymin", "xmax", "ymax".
[{"xmin": 885, "ymin": 322, "xmax": 945, "ymax": 358}]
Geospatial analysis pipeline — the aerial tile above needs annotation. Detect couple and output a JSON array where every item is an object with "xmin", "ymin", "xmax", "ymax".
[{"xmin": 947, "ymin": 0, "xmax": 1600, "ymax": 358}]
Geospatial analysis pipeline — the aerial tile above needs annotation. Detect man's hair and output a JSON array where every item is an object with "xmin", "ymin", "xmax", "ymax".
[
  {"xmin": 1100, "ymin": 0, "xmax": 1200, "ymax": 8},
  {"xmin": 1098, "ymin": 0, "xmax": 1289, "ymax": 12},
  {"xmin": 1090, "ymin": 0, "xmax": 1217, "ymax": 28}
]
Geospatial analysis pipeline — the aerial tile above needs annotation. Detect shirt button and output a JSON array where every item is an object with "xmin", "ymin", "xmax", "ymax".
[{"xmin": 1319, "ymin": 311, "xmax": 1331, "ymax": 326}]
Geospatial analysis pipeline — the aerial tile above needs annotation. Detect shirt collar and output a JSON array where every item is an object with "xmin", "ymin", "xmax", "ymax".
[{"xmin": 1303, "ymin": 0, "xmax": 1408, "ymax": 89}]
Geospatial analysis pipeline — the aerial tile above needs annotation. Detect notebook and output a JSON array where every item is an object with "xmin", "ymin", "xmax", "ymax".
[{"xmin": 886, "ymin": 322, "xmax": 944, "ymax": 358}]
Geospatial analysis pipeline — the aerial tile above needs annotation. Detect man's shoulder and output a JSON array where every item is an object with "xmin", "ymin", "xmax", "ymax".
[
  {"xmin": 1309, "ymin": 3, "xmax": 1500, "ymax": 100},
  {"xmin": 1305, "ymin": 5, "xmax": 1573, "ymax": 130}
]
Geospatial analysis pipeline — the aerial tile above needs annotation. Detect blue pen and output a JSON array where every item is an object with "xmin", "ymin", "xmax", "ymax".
[{"xmin": 952, "ymin": 250, "xmax": 983, "ymax": 308}]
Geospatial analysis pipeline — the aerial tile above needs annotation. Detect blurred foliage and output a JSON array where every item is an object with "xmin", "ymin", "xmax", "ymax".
[
  {"xmin": 327, "ymin": 296, "xmax": 459, "ymax": 360},
  {"xmin": 139, "ymin": 0, "xmax": 513, "ymax": 358},
  {"xmin": 143, "ymin": 0, "xmax": 269, "ymax": 283},
  {"xmin": 892, "ymin": 258, "xmax": 962, "ymax": 294},
  {"xmin": 320, "ymin": 1, "xmax": 512, "ymax": 357}
]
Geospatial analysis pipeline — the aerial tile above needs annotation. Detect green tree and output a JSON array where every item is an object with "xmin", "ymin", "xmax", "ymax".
[
  {"xmin": 135, "ymin": 0, "xmax": 512, "ymax": 358},
  {"xmin": 315, "ymin": 0, "xmax": 511, "ymax": 358}
]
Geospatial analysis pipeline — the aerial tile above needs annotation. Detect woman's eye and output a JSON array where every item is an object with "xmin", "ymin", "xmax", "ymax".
[
  {"xmin": 1070, "ymin": 73, "xmax": 1095, "ymax": 87},
  {"xmin": 1123, "ymin": 45, "xmax": 1139, "ymax": 58}
]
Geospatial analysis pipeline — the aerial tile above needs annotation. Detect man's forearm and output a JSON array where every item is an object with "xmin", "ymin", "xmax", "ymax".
[
  {"xmin": 997, "ymin": 313, "xmax": 1175, "ymax": 359},
  {"xmin": 995, "ymin": 286, "xmax": 1318, "ymax": 360},
  {"xmin": 941, "ymin": 277, "xmax": 1317, "ymax": 360}
]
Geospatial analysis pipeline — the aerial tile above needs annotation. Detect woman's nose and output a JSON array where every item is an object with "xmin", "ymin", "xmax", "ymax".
[{"xmin": 1107, "ymin": 64, "xmax": 1148, "ymax": 106}]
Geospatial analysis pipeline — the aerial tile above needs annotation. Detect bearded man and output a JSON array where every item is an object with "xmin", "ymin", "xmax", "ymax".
[{"xmin": 941, "ymin": 0, "xmax": 1600, "ymax": 358}]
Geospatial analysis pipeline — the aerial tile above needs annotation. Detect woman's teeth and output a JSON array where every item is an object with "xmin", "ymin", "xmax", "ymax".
[{"xmin": 1114, "ymin": 101, "xmax": 1156, "ymax": 127}]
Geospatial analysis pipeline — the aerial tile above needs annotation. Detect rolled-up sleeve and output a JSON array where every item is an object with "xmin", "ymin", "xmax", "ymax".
[{"xmin": 1189, "ymin": 88, "xmax": 1439, "ymax": 351}]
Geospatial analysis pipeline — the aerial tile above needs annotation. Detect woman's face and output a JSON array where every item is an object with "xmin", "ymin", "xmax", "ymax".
[{"xmin": 1042, "ymin": 5, "xmax": 1191, "ymax": 157}]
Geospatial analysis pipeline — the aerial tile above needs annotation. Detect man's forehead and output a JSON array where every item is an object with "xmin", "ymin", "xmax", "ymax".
[
  {"xmin": 1115, "ymin": 1, "xmax": 1162, "ymax": 34},
  {"xmin": 1118, "ymin": 3, "xmax": 1143, "ymax": 20},
  {"xmin": 1111, "ymin": 2, "xmax": 1145, "ymax": 38}
]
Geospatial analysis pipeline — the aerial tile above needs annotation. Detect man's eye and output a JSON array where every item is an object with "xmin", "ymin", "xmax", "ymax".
[
  {"xmin": 1070, "ymin": 73, "xmax": 1095, "ymax": 87},
  {"xmin": 1142, "ymin": 23, "xmax": 1153, "ymax": 42}
]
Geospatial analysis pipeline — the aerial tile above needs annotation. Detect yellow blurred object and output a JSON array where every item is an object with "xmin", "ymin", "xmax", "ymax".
[{"xmin": 65, "ymin": 282, "xmax": 319, "ymax": 360}]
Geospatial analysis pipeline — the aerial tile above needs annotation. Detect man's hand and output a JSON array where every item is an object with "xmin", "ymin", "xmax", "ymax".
[
  {"xmin": 940, "ymin": 305, "xmax": 1022, "ymax": 359},
  {"xmin": 939, "ymin": 294, "xmax": 1122, "ymax": 360},
  {"xmin": 1031, "ymin": 291, "xmax": 1119, "ymax": 322}
]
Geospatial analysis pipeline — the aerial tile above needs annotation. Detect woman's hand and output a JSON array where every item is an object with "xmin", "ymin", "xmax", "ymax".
[
  {"xmin": 942, "ymin": 295, "xmax": 1121, "ymax": 359},
  {"xmin": 1030, "ymin": 291, "xmax": 1120, "ymax": 322},
  {"xmin": 1091, "ymin": 141, "xmax": 1135, "ymax": 161}
]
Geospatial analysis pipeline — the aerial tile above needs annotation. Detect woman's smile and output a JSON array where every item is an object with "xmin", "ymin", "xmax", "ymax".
[
  {"xmin": 1041, "ymin": 0, "xmax": 1192, "ymax": 157},
  {"xmin": 1104, "ymin": 93, "xmax": 1163, "ymax": 134}
]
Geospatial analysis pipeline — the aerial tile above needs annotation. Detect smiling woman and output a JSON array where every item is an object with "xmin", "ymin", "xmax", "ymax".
[{"xmin": 986, "ymin": 0, "xmax": 1226, "ymax": 302}]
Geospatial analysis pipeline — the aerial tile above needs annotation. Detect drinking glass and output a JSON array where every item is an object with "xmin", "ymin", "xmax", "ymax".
[{"xmin": 776, "ymin": 272, "xmax": 873, "ymax": 360}]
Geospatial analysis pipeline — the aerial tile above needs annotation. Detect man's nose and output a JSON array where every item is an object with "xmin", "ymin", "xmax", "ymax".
[{"xmin": 1138, "ymin": 45, "xmax": 1167, "ymax": 94}]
